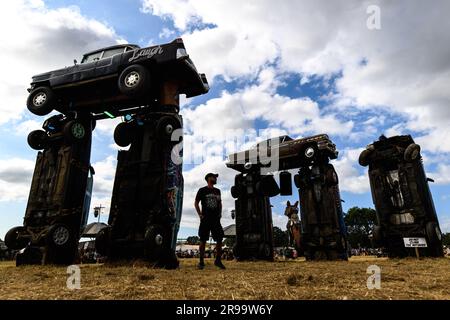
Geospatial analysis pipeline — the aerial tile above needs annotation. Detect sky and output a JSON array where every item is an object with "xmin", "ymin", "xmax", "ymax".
[{"xmin": 0, "ymin": 0, "xmax": 449, "ymax": 240}]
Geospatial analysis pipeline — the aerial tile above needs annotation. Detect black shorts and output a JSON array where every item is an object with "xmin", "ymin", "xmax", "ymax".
[{"xmin": 198, "ymin": 217, "xmax": 224, "ymax": 243}]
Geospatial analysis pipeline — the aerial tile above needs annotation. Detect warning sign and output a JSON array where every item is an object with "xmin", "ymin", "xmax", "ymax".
[{"xmin": 403, "ymin": 237, "xmax": 428, "ymax": 248}]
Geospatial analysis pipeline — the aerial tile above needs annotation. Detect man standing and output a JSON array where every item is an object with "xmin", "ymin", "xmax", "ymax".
[{"xmin": 194, "ymin": 173, "xmax": 226, "ymax": 270}]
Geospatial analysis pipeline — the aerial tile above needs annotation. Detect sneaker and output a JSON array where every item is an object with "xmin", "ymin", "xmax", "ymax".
[
  {"xmin": 214, "ymin": 260, "xmax": 226, "ymax": 270},
  {"xmin": 198, "ymin": 262, "xmax": 205, "ymax": 270}
]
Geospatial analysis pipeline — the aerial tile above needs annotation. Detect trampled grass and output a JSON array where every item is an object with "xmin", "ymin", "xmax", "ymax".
[{"xmin": 0, "ymin": 256, "xmax": 449, "ymax": 300}]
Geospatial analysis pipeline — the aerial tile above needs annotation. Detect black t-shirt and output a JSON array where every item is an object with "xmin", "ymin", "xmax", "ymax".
[{"xmin": 195, "ymin": 186, "xmax": 222, "ymax": 219}]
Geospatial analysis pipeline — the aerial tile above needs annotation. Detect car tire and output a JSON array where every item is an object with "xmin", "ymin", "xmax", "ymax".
[
  {"xmin": 256, "ymin": 175, "xmax": 280, "ymax": 197},
  {"xmin": 27, "ymin": 87, "xmax": 56, "ymax": 116},
  {"xmin": 300, "ymin": 144, "xmax": 318, "ymax": 163},
  {"xmin": 230, "ymin": 185, "xmax": 240, "ymax": 199},
  {"xmin": 5, "ymin": 226, "xmax": 28, "ymax": 250},
  {"xmin": 358, "ymin": 148, "xmax": 373, "ymax": 167},
  {"xmin": 27, "ymin": 130, "xmax": 48, "ymax": 150},
  {"xmin": 114, "ymin": 122, "xmax": 135, "ymax": 147},
  {"xmin": 144, "ymin": 225, "xmax": 165, "ymax": 261},
  {"xmin": 118, "ymin": 64, "xmax": 151, "ymax": 96},
  {"xmin": 404, "ymin": 143, "xmax": 421, "ymax": 162},
  {"xmin": 63, "ymin": 120, "xmax": 87, "ymax": 144},
  {"xmin": 47, "ymin": 224, "xmax": 73, "ymax": 250},
  {"xmin": 156, "ymin": 116, "xmax": 182, "ymax": 143}
]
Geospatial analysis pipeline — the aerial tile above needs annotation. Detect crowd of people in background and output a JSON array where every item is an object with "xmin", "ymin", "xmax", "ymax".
[{"xmin": 176, "ymin": 248, "xmax": 234, "ymax": 261}]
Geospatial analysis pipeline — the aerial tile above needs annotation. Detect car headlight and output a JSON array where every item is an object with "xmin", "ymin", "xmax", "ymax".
[{"xmin": 244, "ymin": 162, "xmax": 253, "ymax": 170}]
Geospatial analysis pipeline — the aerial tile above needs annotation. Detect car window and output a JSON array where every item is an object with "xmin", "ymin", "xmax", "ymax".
[
  {"xmin": 102, "ymin": 48, "xmax": 126, "ymax": 59},
  {"xmin": 82, "ymin": 52, "xmax": 103, "ymax": 64}
]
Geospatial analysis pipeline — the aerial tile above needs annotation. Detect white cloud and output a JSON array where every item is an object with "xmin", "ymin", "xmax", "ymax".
[
  {"xmin": 89, "ymin": 155, "xmax": 117, "ymax": 214},
  {"xmin": 142, "ymin": 0, "xmax": 450, "ymax": 161},
  {"xmin": 0, "ymin": 158, "xmax": 35, "ymax": 201},
  {"xmin": 0, "ymin": 0, "xmax": 125, "ymax": 126},
  {"xmin": 333, "ymin": 148, "xmax": 370, "ymax": 194}
]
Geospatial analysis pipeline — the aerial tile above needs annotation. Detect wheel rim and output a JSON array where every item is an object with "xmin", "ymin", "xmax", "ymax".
[
  {"xmin": 53, "ymin": 226, "xmax": 69, "ymax": 246},
  {"xmin": 33, "ymin": 92, "xmax": 47, "ymax": 107},
  {"xmin": 165, "ymin": 124, "xmax": 174, "ymax": 135},
  {"xmin": 71, "ymin": 123, "xmax": 85, "ymax": 139},
  {"xmin": 305, "ymin": 147, "xmax": 315, "ymax": 158},
  {"xmin": 155, "ymin": 234, "xmax": 163, "ymax": 246},
  {"xmin": 125, "ymin": 71, "xmax": 140, "ymax": 88}
]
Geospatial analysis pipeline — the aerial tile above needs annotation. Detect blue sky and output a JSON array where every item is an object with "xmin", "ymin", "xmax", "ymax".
[{"xmin": 0, "ymin": 0, "xmax": 449, "ymax": 241}]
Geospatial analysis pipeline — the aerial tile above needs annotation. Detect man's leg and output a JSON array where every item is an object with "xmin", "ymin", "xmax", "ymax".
[
  {"xmin": 198, "ymin": 220, "xmax": 208, "ymax": 269},
  {"xmin": 212, "ymin": 221, "xmax": 226, "ymax": 269},
  {"xmin": 199, "ymin": 241, "xmax": 206, "ymax": 266}
]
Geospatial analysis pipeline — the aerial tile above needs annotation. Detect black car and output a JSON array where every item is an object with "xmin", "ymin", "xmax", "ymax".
[
  {"xmin": 359, "ymin": 135, "xmax": 444, "ymax": 257},
  {"xmin": 227, "ymin": 134, "xmax": 338, "ymax": 173},
  {"xmin": 27, "ymin": 38, "xmax": 209, "ymax": 116},
  {"xmin": 4, "ymin": 113, "xmax": 94, "ymax": 265}
]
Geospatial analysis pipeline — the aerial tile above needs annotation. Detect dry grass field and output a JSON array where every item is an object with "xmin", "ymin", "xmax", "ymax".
[{"xmin": 0, "ymin": 256, "xmax": 449, "ymax": 300}]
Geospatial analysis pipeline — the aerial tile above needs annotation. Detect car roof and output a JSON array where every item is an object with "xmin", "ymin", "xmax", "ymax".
[{"xmin": 83, "ymin": 44, "xmax": 140, "ymax": 57}]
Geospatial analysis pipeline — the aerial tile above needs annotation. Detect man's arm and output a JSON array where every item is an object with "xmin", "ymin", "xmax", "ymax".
[
  {"xmin": 194, "ymin": 189, "xmax": 203, "ymax": 219},
  {"xmin": 195, "ymin": 199, "xmax": 203, "ymax": 219}
]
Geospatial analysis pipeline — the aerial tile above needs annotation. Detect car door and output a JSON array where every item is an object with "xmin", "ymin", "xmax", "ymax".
[{"xmin": 95, "ymin": 48, "xmax": 125, "ymax": 78}]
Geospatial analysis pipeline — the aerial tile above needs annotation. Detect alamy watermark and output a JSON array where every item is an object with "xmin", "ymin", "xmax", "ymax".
[
  {"xmin": 367, "ymin": 5, "xmax": 381, "ymax": 30},
  {"xmin": 67, "ymin": 265, "xmax": 81, "ymax": 290},
  {"xmin": 170, "ymin": 129, "xmax": 281, "ymax": 175},
  {"xmin": 366, "ymin": 265, "xmax": 381, "ymax": 289}
]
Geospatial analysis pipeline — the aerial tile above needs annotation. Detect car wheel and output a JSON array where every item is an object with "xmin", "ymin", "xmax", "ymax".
[
  {"xmin": 63, "ymin": 120, "xmax": 87, "ymax": 144},
  {"xmin": 5, "ymin": 226, "xmax": 28, "ymax": 250},
  {"xmin": 156, "ymin": 116, "xmax": 182, "ymax": 143},
  {"xmin": 47, "ymin": 224, "xmax": 72, "ymax": 249},
  {"xmin": 114, "ymin": 122, "xmax": 135, "ymax": 147},
  {"xmin": 256, "ymin": 175, "xmax": 280, "ymax": 197},
  {"xmin": 300, "ymin": 144, "xmax": 318, "ymax": 163},
  {"xmin": 118, "ymin": 64, "xmax": 151, "ymax": 96},
  {"xmin": 230, "ymin": 185, "xmax": 240, "ymax": 199},
  {"xmin": 27, "ymin": 87, "xmax": 56, "ymax": 116},
  {"xmin": 358, "ymin": 148, "xmax": 373, "ymax": 167},
  {"xmin": 27, "ymin": 130, "xmax": 48, "ymax": 150},
  {"xmin": 144, "ymin": 225, "xmax": 165, "ymax": 261},
  {"xmin": 404, "ymin": 143, "xmax": 421, "ymax": 162}
]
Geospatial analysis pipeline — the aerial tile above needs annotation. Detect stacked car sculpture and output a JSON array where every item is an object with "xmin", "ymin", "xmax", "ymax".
[
  {"xmin": 4, "ymin": 38, "xmax": 444, "ymax": 266},
  {"xmin": 5, "ymin": 39, "xmax": 209, "ymax": 267}
]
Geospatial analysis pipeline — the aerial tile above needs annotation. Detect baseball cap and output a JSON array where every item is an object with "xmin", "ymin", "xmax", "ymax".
[{"xmin": 205, "ymin": 173, "xmax": 219, "ymax": 181}]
